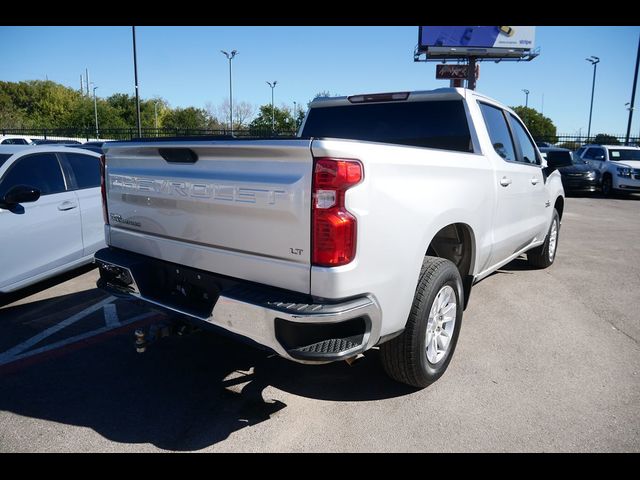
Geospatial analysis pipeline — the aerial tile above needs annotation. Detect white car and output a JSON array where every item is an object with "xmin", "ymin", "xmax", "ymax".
[
  {"xmin": 0, "ymin": 145, "xmax": 106, "ymax": 293},
  {"xmin": 0, "ymin": 135, "xmax": 34, "ymax": 145},
  {"xmin": 574, "ymin": 144, "xmax": 640, "ymax": 196}
]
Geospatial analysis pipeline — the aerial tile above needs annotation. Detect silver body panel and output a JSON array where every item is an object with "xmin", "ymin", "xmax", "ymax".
[{"xmin": 104, "ymin": 140, "xmax": 313, "ymax": 293}]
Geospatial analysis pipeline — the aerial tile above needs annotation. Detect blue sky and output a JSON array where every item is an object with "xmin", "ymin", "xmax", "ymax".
[{"xmin": 1, "ymin": 26, "xmax": 639, "ymax": 135}]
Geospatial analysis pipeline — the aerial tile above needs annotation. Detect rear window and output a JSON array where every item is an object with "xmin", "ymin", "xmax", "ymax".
[{"xmin": 301, "ymin": 100, "xmax": 473, "ymax": 152}]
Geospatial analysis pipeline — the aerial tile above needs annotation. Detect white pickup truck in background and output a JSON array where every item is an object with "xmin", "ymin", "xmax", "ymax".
[{"xmin": 95, "ymin": 88, "xmax": 568, "ymax": 388}]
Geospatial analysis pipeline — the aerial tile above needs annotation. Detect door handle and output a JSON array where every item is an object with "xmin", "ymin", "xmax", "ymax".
[
  {"xmin": 57, "ymin": 201, "xmax": 78, "ymax": 211},
  {"xmin": 531, "ymin": 177, "xmax": 540, "ymax": 185},
  {"xmin": 500, "ymin": 177, "xmax": 512, "ymax": 187}
]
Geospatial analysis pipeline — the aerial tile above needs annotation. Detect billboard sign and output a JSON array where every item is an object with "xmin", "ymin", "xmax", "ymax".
[
  {"xmin": 418, "ymin": 26, "xmax": 537, "ymax": 59},
  {"xmin": 419, "ymin": 26, "xmax": 535, "ymax": 52}
]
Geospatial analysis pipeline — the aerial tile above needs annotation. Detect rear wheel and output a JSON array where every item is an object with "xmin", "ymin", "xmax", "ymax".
[
  {"xmin": 527, "ymin": 209, "xmax": 560, "ymax": 269},
  {"xmin": 380, "ymin": 256, "xmax": 463, "ymax": 388}
]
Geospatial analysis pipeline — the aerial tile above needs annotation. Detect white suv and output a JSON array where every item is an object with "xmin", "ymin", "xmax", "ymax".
[
  {"xmin": 575, "ymin": 144, "xmax": 640, "ymax": 196},
  {"xmin": 0, "ymin": 145, "xmax": 106, "ymax": 293},
  {"xmin": 0, "ymin": 135, "xmax": 34, "ymax": 145}
]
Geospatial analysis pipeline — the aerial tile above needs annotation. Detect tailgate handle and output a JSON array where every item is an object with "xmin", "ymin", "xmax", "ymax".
[{"xmin": 158, "ymin": 148, "xmax": 198, "ymax": 163}]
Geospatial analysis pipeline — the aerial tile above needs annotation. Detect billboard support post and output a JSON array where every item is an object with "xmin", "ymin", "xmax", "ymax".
[{"xmin": 467, "ymin": 57, "xmax": 477, "ymax": 90}]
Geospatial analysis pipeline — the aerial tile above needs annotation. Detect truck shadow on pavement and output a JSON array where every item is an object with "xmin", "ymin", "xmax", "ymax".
[
  {"xmin": 0, "ymin": 324, "xmax": 415, "ymax": 451},
  {"xmin": 0, "ymin": 264, "xmax": 97, "ymax": 307}
]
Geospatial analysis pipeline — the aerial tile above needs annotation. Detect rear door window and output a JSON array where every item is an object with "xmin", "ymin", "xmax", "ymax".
[
  {"xmin": 508, "ymin": 114, "xmax": 540, "ymax": 165},
  {"xmin": 479, "ymin": 103, "xmax": 517, "ymax": 162}
]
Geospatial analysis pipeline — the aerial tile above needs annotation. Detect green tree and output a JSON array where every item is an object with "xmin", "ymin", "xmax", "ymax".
[
  {"xmin": 510, "ymin": 106, "xmax": 558, "ymax": 143},
  {"xmin": 163, "ymin": 107, "xmax": 211, "ymax": 130},
  {"xmin": 295, "ymin": 107, "xmax": 306, "ymax": 130},
  {"xmin": 106, "ymin": 93, "xmax": 138, "ymax": 127},
  {"xmin": 0, "ymin": 85, "xmax": 30, "ymax": 127},
  {"xmin": 249, "ymin": 104, "xmax": 296, "ymax": 133},
  {"xmin": 0, "ymin": 80, "xmax": 87, "ymax": 128},
  {"xmin": 592, "ymin": 133, "xmax": 620, "ymax": 145}
]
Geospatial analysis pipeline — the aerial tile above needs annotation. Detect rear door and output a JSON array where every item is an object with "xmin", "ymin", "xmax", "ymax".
[
  {"xmin": 61, "ymin": 151, "xmax": 106, "ymax": 256},
  {"xmin": 0, "ymin": 152, "xmax": 82, "ymax": 290},
  {"xmin": 506, "ymin": 113, "xmax": 548, "ymax": 240},
  {"xmin": 478, "ymin": 103, "xmax": 540, "ymax": 266}
]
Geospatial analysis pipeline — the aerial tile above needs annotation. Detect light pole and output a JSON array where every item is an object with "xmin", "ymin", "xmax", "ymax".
[
  {"xmin": 154, "ymin": 101, "xmax": 158, "ymax": 135},
  {"xmin": 267, "ymin": 81, "xmax": 278, "ymax": 133},
  {"xmin": 293, "ymin": 101, "xmax": 297, "ymax": 130},
  {"xmin": 92, "ymin": 85, "xmax": 99, "ymax": 140},
  {"xmin": 132, "ymin": 26, "xmax": 142, "ymax": 137},
  {"xmin": 522, "ymin": 89, "xmax": 529, "ymax": 108},
  {"xmin": 220, "ymin": 49, "xmax": 238, "ymax": 135},
  {"xmin": 625, "ymin": 35, "xmax": 639, "ymax": 145},
  {"xmin": 586, "ymin": 56, "xmax": 600, "ymax": 141}
]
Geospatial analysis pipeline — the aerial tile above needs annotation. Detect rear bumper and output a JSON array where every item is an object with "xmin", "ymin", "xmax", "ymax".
[{"xmin": 94, "ymin": 247, "xmax": 382, "ymax": 363}]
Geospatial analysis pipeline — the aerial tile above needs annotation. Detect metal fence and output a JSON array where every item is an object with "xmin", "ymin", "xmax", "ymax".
[
  {"xmin": 534, "ymin": 134, "xmax": 640, "ymax": 149},
  {"xmin": 0, "ymin": 127, "xmax": 298, "ymax": 143},
  {"xmin": 2, "ymin": 128, "xmax": 639, "ymax": 148}
]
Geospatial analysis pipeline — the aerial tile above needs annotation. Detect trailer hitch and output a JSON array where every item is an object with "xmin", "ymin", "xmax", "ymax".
[{"xmin": 134, "ymin": 321, "xmax": 198, "ymax": 353}]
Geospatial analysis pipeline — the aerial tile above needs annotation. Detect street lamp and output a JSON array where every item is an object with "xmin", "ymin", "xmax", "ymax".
[
  {"xmin": 132, "ymin": 26, "xmax": 142, "ymax": 137},
  {"xmin": 266, "ymin": 81, "xmax": 278, "ymax": 133},
  {"xmin": 220, "ymin": 49, "xmax": 238, "ymax": 135},
  {"xmin": 154, "ymin": 101, "xmax": 158, "ymax": 135},
  {"xmin": 586, "ymin": 56, "xmax": 600, "ymax": 141},
  {"xmin": 293, "ymin": 101, "xmax": 297, "ymax": 130},
  {"xmin": 522, "ymin": 89, "xmax": 529, "ymax": 108},
  {"xmin": 92, "ymin": 85, "xmax": 99, "ymax": 140}
]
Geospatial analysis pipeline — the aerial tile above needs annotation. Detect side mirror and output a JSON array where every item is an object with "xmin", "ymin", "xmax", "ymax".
[
  {"xmin": 1, "ymin": 184, "xmax": 41, "ymax": 206},
  {"xmin": 545, "ymin": 152, "xmax": 573, "ymax": 169}
]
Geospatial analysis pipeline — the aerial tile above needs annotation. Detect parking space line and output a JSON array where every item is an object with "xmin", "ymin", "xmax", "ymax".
[
  {"xmin": 0, "ymin": 295, "xmax": 116, "ymax": 364},
  {"xmin": 0, "ymin": 311, "xmax": 163, "ymax": 375},
  {"xmin": 0, "ymin": 311, "xmax": 156, "ymax": 368}
]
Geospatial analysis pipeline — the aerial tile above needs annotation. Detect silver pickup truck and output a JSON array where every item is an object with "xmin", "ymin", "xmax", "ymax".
[{"xmin": 95, "ymin": 88, "xmax": 568, "ymax": 387}]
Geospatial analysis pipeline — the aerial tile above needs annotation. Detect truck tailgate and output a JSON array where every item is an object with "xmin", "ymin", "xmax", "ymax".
[{"xmin": 103, "ymin": 139, "xmax": 313, "ymax": 293}]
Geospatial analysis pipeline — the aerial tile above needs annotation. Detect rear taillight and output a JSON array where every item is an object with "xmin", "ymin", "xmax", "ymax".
[
  {"xmin": 99, "ymin": 154, "xmax": 109, "ymax": 225},
  {"xmin": 312, "ymin": 157, "xmax": 363, "ymax": 267}
]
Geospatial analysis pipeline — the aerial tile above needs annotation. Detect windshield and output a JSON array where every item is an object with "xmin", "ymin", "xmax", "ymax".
[{"xmin": 608, "ymin": 149, "xmax": 640, "ymax": 161}]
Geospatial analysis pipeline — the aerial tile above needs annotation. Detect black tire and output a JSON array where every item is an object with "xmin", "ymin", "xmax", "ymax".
[
  {"xmin": 527, "ymin": 209, "xmax": 560, "ymax": 269},
  {"xmin": 602, "ymin": 174, "xmax": 613, "ymax": 197},
  {"xmin": 380, "ymin": 256, "xmax": 463, "ymax": 388}
]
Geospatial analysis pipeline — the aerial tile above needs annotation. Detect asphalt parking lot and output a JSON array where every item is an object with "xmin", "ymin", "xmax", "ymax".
[{"xmin": 0, "ymin": 195, "xmax": 638, "ymax": 452}]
